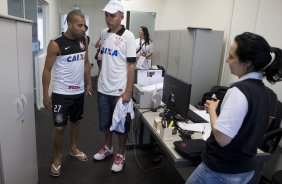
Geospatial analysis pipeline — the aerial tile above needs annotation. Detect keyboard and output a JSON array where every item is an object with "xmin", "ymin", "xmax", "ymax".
[{"xmin": 188, "ymin": 109, "xmax": 208, "ymax": 123}]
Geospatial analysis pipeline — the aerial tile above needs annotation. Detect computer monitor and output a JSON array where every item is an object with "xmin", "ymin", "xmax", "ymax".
[{"xmin": 162, "ymin": 73, "xmax": 192, "ymax": 120}]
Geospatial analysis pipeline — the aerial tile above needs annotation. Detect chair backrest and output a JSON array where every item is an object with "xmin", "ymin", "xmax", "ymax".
[
  {"xmin": 268, "ymin": 101, "xmax": 282, "ymax": 131},
  {"xmin": 260, "ymin": 100, "xmax": 282, "ymax": 153}
]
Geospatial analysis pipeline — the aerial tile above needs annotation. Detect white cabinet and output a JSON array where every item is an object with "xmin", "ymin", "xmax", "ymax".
[
  {"xmin": 0, "ymin": 15, "xmax": 38, "ymax": 184},
  {"xmin": 153, "ymin": 29, "xmax": 224, "ymax": 105}
]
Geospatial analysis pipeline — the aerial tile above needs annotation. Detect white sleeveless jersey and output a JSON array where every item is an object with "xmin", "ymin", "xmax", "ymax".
[
  {"xmin": 52, "ymin": 52, "xmax": 85, "ymax": 95},
  {"xmin": 52, "ymin": 33, "xmax": 87, "ymax": 95}
]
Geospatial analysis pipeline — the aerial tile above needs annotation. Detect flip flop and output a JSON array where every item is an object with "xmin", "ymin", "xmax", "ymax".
[
  {"xmin": 69, "ymin": 151, "xmax": 88, "ymax": 161},
  {"xmin": 50, "ymin": 164, "xmax": 61, "ymax": 177}
]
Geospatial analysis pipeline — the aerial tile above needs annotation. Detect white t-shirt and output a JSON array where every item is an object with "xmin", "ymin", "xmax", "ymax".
[
  {"xmin": 214, "ymin": 72, "xmax": 264, "ymax": 138},
  {"xmin": 98, "ymin": 27, "xmax": 136, "ymax": 96}
]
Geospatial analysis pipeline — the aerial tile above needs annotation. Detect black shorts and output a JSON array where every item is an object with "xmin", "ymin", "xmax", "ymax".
[{"xmin": 52, "ymin": 92, "xmax": 84, "ymax": 127}]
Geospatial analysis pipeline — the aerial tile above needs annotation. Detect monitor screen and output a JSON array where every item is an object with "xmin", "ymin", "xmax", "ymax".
[{"xmin": 162, "ymin": 73, "xmax": 192, "ymax": 120}]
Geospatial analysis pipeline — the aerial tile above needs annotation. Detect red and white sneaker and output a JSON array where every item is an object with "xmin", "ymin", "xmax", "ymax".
[
  {"xmin": 93, "ymin": 145, "xmax": 113, "ymax": 160},
  {"xmin": 111, "ymin": 154, "xmax": 125, "ymax": 172}
]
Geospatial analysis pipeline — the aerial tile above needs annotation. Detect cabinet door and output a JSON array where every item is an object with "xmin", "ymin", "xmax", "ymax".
[
  {"xmin": 152, "ymin": 31, "xmax": 170, "ymax": 68},
  {"xmin": 0, "ymin": 18, "xmax": 22, "ymax": 184},
  {"xmin": 177, "ymin": 30, "xmax": 195, "ymax": 82},
  {"xmin": 190, "ymin": 30, "xmax": 223, "ymax": 105},
  {"xmin": 0, "ymin": 141, "xmax": 4, "ymax": 184},
  {"xmin": 16, "ymin": 21, "xmax": 38, "ymax": 184},
  {"xmin": 167, "ymin": 30, "xmax": 181, "ymax": 77}
]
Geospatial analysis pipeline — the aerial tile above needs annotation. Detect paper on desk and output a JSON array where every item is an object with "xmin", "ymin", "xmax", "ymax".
[
  {"xmin": 202, "ymin": 124, "xmax": 211, "ymax": 141},
  {"xmin": 178, "ymin": 122, "xmax": 204, "ymax": 132},
  {"xmin": 177, "ymin": 122, "xmax": 211, "ymax": 141},
  {"xmin": 193, "ymin": 110, "xmax": 211, "ymax": 123}
]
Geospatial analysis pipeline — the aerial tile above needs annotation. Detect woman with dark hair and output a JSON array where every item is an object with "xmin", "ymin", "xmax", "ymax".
[
  {"xmin": 135, "ymin": 26, "xmax": 153, "ymax": 69},
  {"xmin": 186, "ymin": 32, "xmax": 282, "ymax": 184}
]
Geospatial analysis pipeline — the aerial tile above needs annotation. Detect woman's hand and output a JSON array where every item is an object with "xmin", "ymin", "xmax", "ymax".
[{"xmin": 204, "ymin": 99, "xmax": 219, "ymax": 113}]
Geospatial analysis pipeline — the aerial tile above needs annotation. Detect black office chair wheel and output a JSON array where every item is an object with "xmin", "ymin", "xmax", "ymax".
[{"xmin": 271, "ymin": 170, "xmax": 282, "ymax": 184}]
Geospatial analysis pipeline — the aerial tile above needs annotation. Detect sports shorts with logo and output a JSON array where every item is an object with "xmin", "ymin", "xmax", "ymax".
[{"xmin": 52, "ymin": 92, "xmax": 84, "ymax": 127}]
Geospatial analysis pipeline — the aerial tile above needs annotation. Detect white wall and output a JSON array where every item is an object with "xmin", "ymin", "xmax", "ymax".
[
  {"xmin": 249, "ymin": 0, "xmax": 282, "ymax": 177},
  {"xmin": 121, "ymin": 0, "xmax": 164, "ymax": 30},
  {"xmin": 256, "ymin": 0, "xmax": 282, "ymax": 101},
  {"xmin": 221, "ymin": 0, "xmax": 261, "ymax": 86},
  {"xmin": 35, "ymin": 53, "xmax": 46, "ymax": 109},
  {"xmin": 45, "ymin": 0, "xmax": 61, "ymax": 40},
  {"xmin": 160, "ymin": 0, "xmax": 233, "ymax": 31},
  {"xmin": 221, "ymin": 0, "xmax": 282, "ymax": 101},
  {"xmin": 35, "ymin": 0, "xmax": 61, "ymax": 109},
  {"xmin": 0, "ymin": 0, "xmax": 7, "ymax": 14}
]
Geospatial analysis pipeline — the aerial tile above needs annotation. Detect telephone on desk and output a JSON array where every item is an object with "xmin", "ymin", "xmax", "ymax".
[{"xmin": 174, "ymin": 110, "xmax": 208, "ymax": 161}]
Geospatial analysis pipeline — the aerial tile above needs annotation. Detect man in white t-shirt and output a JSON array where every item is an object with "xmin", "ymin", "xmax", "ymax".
[{"xmin": 93, "ymin": 0, "xmax": 136, "ymax": 172}]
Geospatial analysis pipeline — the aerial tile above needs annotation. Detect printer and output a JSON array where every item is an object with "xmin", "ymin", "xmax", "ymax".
[{"xmin": 132, "ymin": 83, "xmax": 163, "ymax": 109}]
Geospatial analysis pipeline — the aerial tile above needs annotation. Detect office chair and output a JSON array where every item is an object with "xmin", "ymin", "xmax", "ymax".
[
  {"xmin": 256, "ymin": 100, "xmax": 282, "ymax": 184},
  {"xmin": 259, "ymin": 100, "xmax": 282, "ymax": 154}
]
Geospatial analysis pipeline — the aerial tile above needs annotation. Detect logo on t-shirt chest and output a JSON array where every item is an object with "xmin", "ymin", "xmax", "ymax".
[
  {"xmin": 79, "ymin": 41, "xmax": 85, "ymax": 50},
  {"xmin": 114, "ymin": 36, "xmax": 123, "ymax": 47},
  {"xmin": 101, "ymin": 47, "xmax": 118, "ymax": 57},
  {"xmin": 66, "ymin": 54, "xmax": 84, "ymax": 62}
]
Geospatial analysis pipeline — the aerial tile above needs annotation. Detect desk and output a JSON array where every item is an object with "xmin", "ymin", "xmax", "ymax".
[
  {"xmin": 134, "ymin": 105, "xmax": 272, "ymax": 183},
  {"xmin": 135, "ymin": 105, "xmax": 203, "ymax": 168}
]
